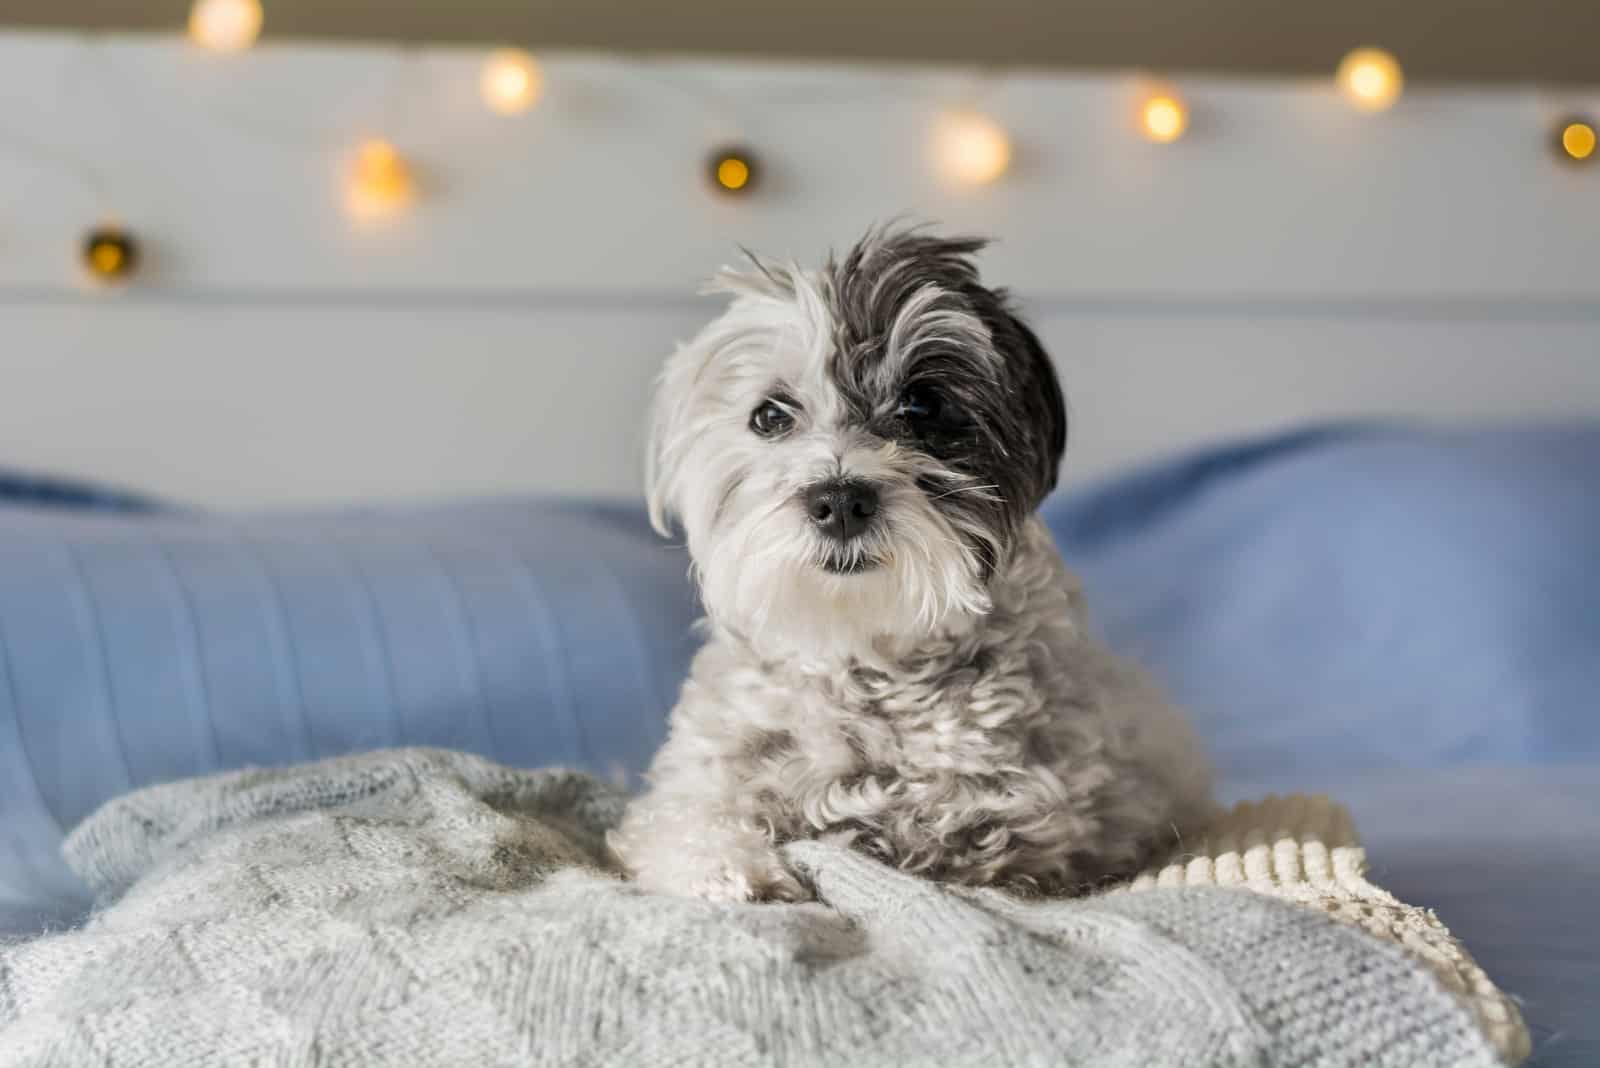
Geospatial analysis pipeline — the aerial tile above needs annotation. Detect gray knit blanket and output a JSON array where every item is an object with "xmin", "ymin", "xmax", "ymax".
[{"xmin": 0, "ymin": 748, "xmax": 1503, "ymax": 1067}]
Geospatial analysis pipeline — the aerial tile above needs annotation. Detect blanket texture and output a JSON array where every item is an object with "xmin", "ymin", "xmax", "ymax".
[{"xmin": 0, "ymin": 749, "xmax": 1513, "ymax": 1067}]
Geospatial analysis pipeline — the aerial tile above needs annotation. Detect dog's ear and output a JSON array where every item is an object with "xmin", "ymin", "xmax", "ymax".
[
  {"xmin": 1013, "ymin": 312, "xmax": 1068, "ymax": 494},
  {"xmin": 644, "ymin": 339, "xmax": 702, "ymax": 537},
  {"xmin": 982, "ymin": 300, "xmax": 1067, "ymax": 499}
]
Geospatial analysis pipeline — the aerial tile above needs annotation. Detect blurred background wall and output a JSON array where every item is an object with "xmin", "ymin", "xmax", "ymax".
[{"xmin": 1, "ymin": 7, "xmax": 1597, "ymax": 508}]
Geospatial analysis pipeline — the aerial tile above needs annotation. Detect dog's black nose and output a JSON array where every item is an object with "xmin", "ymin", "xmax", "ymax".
[{"xmin": 805, "ymin": 480, "xmax": 879, "ymax": 542}]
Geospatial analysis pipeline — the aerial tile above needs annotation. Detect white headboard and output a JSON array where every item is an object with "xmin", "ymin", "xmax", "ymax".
[{"xmin": 3, "ymin": 33, "xmax": 1597, "ymax": 507}]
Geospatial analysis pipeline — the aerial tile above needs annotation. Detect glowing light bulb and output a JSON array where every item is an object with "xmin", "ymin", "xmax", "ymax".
[
  {"xmin": 716, "ymin": 157, "xmax": 749, "ymax": 190},
  {"xmin": 1140, "ymin": 93, "xmax": 1188, "ymax": 143},
  {"xmin": 346, "ymin": 139, "xmax": 415, "ymax": 220},
  {"xmin": 188, "ymin": 0, "xmax": 263, "ymax": 53},
  {"xmin": 932, "ymin": 110, "xmax": 1011, "ymax": 187},
  {"xmin": 707, "ymin": 146, "xmax": 757, "ymax": 195},
  {"xmin": 480, "ymin": 49, "xmax": 542, "ymax": 115},
  {"xmin": 1558, "ymin": 119, "xmax": 1596, "ymax": 163},
  {"xmin": 1337, "ymin": 48, "xmax": 1403, "ymax": 112},
  {"xmin": 82, "ymin": 226, "xmax": 139, "ymax": 282}
]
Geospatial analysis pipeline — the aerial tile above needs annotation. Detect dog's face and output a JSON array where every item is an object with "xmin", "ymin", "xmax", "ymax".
[{"xmin": 649, "ymin": 228, "xmax": 1066, "ymax": 654}]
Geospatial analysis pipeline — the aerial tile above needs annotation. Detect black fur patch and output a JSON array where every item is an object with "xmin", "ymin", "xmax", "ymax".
[{"xmin": 823, "ymin": 226, "xmax": 1067, "ymax": 563}]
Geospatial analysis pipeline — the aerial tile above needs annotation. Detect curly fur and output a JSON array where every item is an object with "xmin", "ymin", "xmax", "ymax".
[{"xmin": 609, "ymin": 226, "xmax": 1212, "ymax": 903}]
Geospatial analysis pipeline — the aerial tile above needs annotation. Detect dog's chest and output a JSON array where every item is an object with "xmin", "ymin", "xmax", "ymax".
[
  {"xmin": 811, "ymin": 669, "xmax": 1027, "ymax": 771},
  {"xmin": 738, "ymin": 645, "xmax": 1060, "ymax": 837}
]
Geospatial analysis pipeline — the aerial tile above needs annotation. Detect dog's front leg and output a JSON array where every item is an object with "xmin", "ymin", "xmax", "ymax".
[{"xmin": 608, "ymin": 786, "xmax": 810, "ymax": 904}]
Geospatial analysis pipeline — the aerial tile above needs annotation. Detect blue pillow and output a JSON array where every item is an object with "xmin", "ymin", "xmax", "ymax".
[
  {"xmin": 1045, "ymin": 422, "xmax": 1600, "ymax": 778},
  {"xmin": 0, "ymin": 497, "xmax": 699, "ymax": 927}
]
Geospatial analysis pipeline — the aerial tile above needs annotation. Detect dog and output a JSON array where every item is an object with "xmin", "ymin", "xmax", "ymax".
[{"xmin": 608, "ymin": 226, "xmax": 1212, "ymax": 903}]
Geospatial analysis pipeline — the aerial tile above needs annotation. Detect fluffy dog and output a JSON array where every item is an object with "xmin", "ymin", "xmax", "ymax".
[{"xmin": 609, "ymin": 226, "xmax": 1211, "ymax": 903}]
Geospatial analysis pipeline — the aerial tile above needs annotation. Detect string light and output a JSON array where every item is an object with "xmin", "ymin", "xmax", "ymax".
[
  {"xmin": 1337, "ymin": 48, "xmax": 1403, "ymax": 112},
  {"xmin": 1139, "ymin": 92, "xmax": 1189, "ymax": 144},
  {"xmin": 187, "ymin": 0, "xmax": 263, "ymax": 53},
  {"xmin": 480, "ymin": 49, "xmax": 542, "ymax": 116},
  {"xmin": 932, "ymin": 109, "xmax": 1011, "ymax": 187},
  {"xmin": 1555, "ymin": 117, "xmax": 1596, "ymax": 163},
  {"xmin": 82, "ymin": 226, "xmax": 139, "ymax": 282},
  {"xmin": 29, "ymin": 46, "xmax": 1585, "ymax": 256},
  {"xmin": 707, "ymin": 145, "xmax": 757, "ymax": 195},
  {"xmin": 345, "ymin": 139, "xmax": 415, "ymax": 219}
]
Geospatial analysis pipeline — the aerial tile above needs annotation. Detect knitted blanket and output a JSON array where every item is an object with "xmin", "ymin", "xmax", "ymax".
[{"xmin": 0, "ymin": 749, "xmax": 1523, "ymax": 1067}]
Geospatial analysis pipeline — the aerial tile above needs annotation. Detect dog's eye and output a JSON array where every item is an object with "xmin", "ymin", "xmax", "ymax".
[
  {"xmin": 896, "ymin": 386, "xmax": 947, "ymax": 425},
  {"xmin": 750, "ymin": 399, "xmax": 795, "ymax": 438}
]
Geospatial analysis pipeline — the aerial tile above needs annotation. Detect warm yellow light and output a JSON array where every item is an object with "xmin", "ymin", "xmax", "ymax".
[
  {"xmin": 1337, "ymin": 48, "xmax": 1403, "ymax": 112},
  {"xmin": 716, "ymin": 157, "xmax": 750, "ymax": 191},
  {"xmin": 82, "ymin": 226, "xmax": 139, "ymax": 282},
  {"xmin": 706, "ymin": 146, "xmax": 758, "ymax": 195},
  {"xmin": 346, "ymin": 139, "xmax": 415, "ymax": 220},
  {"xmin": 480, "ymin": 49, "xmax": 542, "ymax": 115},
  {"xmin": 187, "ymin": 0, "xmax": 263, "ymax": 53},
  {"xmin": 1140, "ymin": 94, "xmax": 1188, "ymax": 143},
  {"xmin": 932, "ymin": 110, "xmax": 1012, "ymax": 186},
  {"xmin": 1560, "ymin": 121, "xmax": 1596, "ymax": 161},
  {"xmin": 90, "ymin": 243, "xmax": 124, "ymax": 275}
]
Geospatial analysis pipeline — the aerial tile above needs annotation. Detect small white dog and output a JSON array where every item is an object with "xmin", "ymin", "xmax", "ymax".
[{"xmin": 609, "ymin": 226, "xmax": 1211, "ymax": 903}]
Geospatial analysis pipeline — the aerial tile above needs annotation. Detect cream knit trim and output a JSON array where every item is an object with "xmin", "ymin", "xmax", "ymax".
[{"xmin": 1117, "ymin": 794, "xmax": 1531, "ymax": 1066}]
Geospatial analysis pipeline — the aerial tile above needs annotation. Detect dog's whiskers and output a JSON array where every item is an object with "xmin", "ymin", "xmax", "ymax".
[{"xmin": 926, "ymin": 483, "xmax": 1002, "ymax": 503}]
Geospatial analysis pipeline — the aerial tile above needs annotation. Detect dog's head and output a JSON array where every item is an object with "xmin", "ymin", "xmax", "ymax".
[{"xmin": 648, "ymin": 226, "xmax": 1066, "ymax": 654}]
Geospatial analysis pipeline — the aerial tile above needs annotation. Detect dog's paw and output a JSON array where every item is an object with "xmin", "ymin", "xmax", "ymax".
[
  {"xmin": 688, "ymin": 856, "xmax": 811, "ymax": 905},
  {"xmin": 689, "ymin": 866, "xmax": 760, "ymax": 904}
]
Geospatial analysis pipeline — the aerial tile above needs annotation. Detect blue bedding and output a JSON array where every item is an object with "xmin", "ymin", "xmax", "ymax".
[
  {"xmin": 1045, "ymin": 423, "xmax": 1600, "ymax": 775},
  {"xmin": 0, "ymin": 500, "xmax": 697, "ymax": 929},
  {"xmin": 3, "ymin": 423, "xmax": 1597, "ymax": 1065}
]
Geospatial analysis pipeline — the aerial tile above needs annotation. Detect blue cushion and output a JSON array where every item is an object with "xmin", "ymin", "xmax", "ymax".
[
  {"xmin": 1045, "ymin": 422, "xmax": 1600, "ymax": 778},
  {"xmin": 0, "ymin": 498, "xmax": 699, "ymax": 927}
]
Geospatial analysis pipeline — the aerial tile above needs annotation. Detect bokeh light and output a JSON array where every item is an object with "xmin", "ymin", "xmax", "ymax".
[
  {"xmin": 932, "ymin": 110, "xmax": 1011, "ymax": 186},
  {"xmin": 188, "ymin": 0, "xmax": 263, "ymax": 53},
  {"xmin": 346, "ymin": 139, "xmax": 415, "ymax": 219},
  {"xmin": 1558, "ymin": 119, "xmax": 1596, "ymax": 163},
  {"xmin": 707, "ymin": 146, "xmax": 758, "ymax": 195},
  {"xmin": 1337, "ymin": 48, "xmax": 1404, "ymax": 112},
  {"xmin": 480, "ymin": 49, "xmax": 542, "ymax": 116},
  {"xmin": 1140, "ymin": 93, "xmax": 1189, "ymax": 143}
]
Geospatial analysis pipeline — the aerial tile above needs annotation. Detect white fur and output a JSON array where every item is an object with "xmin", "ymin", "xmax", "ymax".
[{"xmin": 610, "ymin": 254, "xmax": 1212, "ymax": 902}]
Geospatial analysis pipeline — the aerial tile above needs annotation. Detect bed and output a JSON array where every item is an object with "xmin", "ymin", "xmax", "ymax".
[{"xmin": 2, "ymin": 423, "xmax": 1596, "ymax": 1065}]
